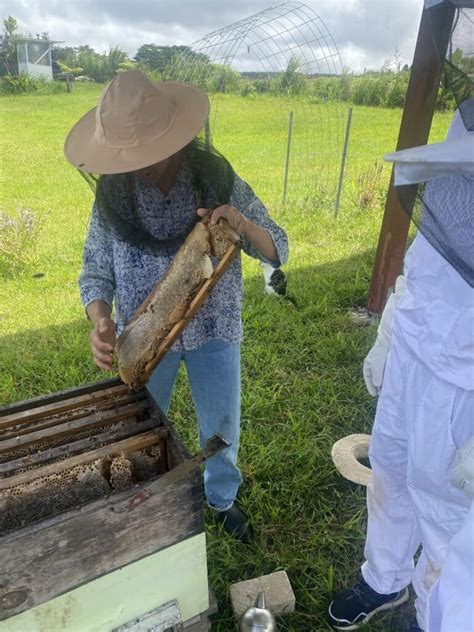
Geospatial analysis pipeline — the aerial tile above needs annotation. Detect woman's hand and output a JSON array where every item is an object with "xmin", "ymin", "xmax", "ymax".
[
  {"xmin": 197, "ymin": 205, "xmax": 279, "ymax": 263},
  {"xmin": 197, "ymin": 205, "xmax": 249, "ymax": 236},
  {"xmin": 90, "ymin": 316, "xmax": 116, "ymax": 371}
]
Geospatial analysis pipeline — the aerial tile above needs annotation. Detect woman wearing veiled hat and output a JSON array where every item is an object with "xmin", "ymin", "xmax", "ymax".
[{"xmin": 64, "ymin": 69, "xmax": 288, "ymax": 543}]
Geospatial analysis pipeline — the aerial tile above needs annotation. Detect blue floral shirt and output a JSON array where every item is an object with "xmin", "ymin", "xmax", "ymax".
[{"xmin": 79, "ymin": 162, "xmax": 288, "ymax": 351}]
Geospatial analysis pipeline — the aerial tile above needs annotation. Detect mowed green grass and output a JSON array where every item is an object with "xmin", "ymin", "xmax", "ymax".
[{"xmin": 0, "ymin": 86, "xmax": 451, "ymax": 631}]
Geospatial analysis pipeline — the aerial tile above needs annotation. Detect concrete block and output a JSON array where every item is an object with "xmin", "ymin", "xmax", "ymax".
[{"xmin": 230, "ymin": 571, "xmax": 295, "ymax": 618}]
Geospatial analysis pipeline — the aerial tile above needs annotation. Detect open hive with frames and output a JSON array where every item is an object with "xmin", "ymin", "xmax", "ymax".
[
  {"xmin": 0, "ymin": 380, "xmax": 168, "ymax": 532},
  {"xmin": 0, "ymin": 378, "xmax": 215, "ymax": 631}
]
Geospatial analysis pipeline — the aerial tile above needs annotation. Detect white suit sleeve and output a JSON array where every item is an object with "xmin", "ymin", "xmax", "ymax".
[{"xmin": 363, "ymin": 275, "xmax": 407, "ymax": 396}]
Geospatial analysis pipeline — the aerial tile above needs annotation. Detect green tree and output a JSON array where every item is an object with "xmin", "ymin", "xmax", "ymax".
[
  {"xmin": 386, "ymin": 75, "xmax": 408, "ymax": 108},
  {"xmin": 277, "ymin": 56, "xmax": 307, "ymax": 95},
  {"xmin": 437, "ymin": 48, "xmax": 472, "ymax": 111},
  {"xmin": 134, "ymin": 44, "xmax": 209, "ymax": 74},
  {"xmin": 3, "ymin": 16, "xmax": 18, "ymax": 38},
  {"xmin": 208, "ymin": 63, "xmax": 240, "ymax": 93},
  {"xmin": 451, "ymin": 47, "xmax": 474, "ymax": 80},
  {"xmin": 0, "ymin": 15, "xmax": 19, "ymax": 76},
  {"xmin": 55, "ymin": 45, "xmax": 132, "ymax": 82}
]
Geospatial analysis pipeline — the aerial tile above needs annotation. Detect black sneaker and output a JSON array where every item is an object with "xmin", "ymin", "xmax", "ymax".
[
  {"xmin": 215, "ymin": 502, "xmax": 252, "ymax": 543},
  {"xmin": 328, "ymin": 576, "xmax": 409, "ymax": 629}
]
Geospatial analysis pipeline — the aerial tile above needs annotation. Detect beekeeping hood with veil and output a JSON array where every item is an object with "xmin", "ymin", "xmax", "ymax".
[
  {"xmin": 321, "ymin": 2, "xmax": 473, "ymax": 492},
  {"xmin": 385, "ymin": 0, "xmax": 473, "ymax": 287}
]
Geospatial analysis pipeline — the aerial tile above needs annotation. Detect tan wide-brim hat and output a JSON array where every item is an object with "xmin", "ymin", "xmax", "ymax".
[
  {"xmin": 331, "ymin": 434, "xmax": 372, "ymax": 486},
  {"xmin": 64, "ymin": 69, "xmax": 210, "ymax": 175}
]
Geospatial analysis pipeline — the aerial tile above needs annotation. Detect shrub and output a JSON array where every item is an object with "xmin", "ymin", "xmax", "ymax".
[
  {"xmin": 240, "ymin": 82, "xmax": 256, "ymax": 97},
  {"xmin": 0, "ymin": 73, "xmax": 66, "ymax": 95},
  {"xmin": 0, "ymin": 72, "xmax": 36, "ymax": 93},
  {"xmin": 437, "ymin": 79, "xmax": 457, "ymax": 111},
  {"xmin": 356, "ymin": 161, "xmax": 385, "ymax": 211},
  {"xmin": 33, "ymin": 79, "xmax": 67, "ymax": 95},
  {"xmin": 253, "ymin": 78, "xmax": 271, "ymax": 93},
  {"xmin": 386, "ymin": 74, "xmax": 409, "ymax": 108},
  {"xmin": 366, "ymin": 77, "xmax": 387, "ymax": 106},
  {"xmin": 311, "ymin": 74, "xmax": 352, "ymax": 102},
  {"xmin": 273, "ymin": 57, "xmax": 308, "ymax": 96},
  {"xmin": 351, "ymin": 77, "xmax": 370, "ymax": 105},
  {"xmin": 312, "ymin": 77, "xmax": 332, "ymax": 102},
  {"xmin": 0, "ymin": 208, "xmax": 43, "ymax": 277},
  {"xmin": 352, "ymin": 75, "xmax": 389, "ymax": 107},
  {"xmin": 337, "ymin": 72, "xmax": 352, "ymax": 102},
  {"xmin": 141, "ymin": 67, "xmax": 162, "ymax": 84},
  {"xmin": 208, "ymin": 64, "xmax": 240, "ymax": 93}
]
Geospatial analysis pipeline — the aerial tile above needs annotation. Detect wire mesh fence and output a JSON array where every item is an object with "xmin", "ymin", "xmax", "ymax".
[{"xmin": 165, "ymin": 2, "xmax": 348, "ymax": 210}]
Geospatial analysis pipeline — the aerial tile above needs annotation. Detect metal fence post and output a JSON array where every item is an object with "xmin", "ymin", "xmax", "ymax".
[
  {"xmin": 334, "ymin": 106, "xmax": 353, "ymax": 217},
  {"xmin": 282, "ymin": 110, "xmax": 294, "ymax": 205}
]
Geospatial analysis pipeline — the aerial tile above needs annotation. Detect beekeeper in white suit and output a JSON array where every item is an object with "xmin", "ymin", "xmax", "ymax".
[{"xmin": 328, "ymin": 85, "xmax": 474, "ymax": 632}]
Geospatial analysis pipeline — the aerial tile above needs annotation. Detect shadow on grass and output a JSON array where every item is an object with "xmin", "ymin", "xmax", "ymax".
[
  {"xmin": 1, "ymin": 247, "xmax": 375, "ymax": 401},
  {"xmin": 0, "ymin": 248, "xmax": 412, "ymax": 631},
  {"xmin": 206, "ymin": 251, "xmax": 414, "ymax": 631}
]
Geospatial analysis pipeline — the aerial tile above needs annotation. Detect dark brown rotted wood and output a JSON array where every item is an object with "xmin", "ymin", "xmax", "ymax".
[
  {"xmin": 0, "ymin": 429, "xmax": 167, "ymax": 490},
  {"xmin": 157, "ymin": 437, "xmax": 169, "ymax": 473},
  {"xmin": 147, "ymin": 397, "xmax": 191, "ymax": 470},
  {"xmin": 367, "ymin": 3, "xmax": 456, "ymax": 313},
  {"xmin": 0, "ymin": 400, "xmax": 150, "ymax": 454},
  {"xmin": 0, "ymin": 382, "xmax": 132, "ymax": 431},
  {"xmin": 166, "ymin": 426, "xmax": 193, "ymax": 470},
  {"xmin": 0, "ymin": 418, "xmax": 168, "ymax": 477},
  {"xmin": 0, "ymin": 466, "xmax": 203, "ymax": 620}
]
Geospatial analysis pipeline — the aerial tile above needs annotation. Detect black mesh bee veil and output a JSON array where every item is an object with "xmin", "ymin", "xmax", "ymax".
[
  {"xmin": 78, "ymin": 133, "xmax": 236, "ymax": 252},
  {"xmin": 437, "ymin": 4, "xmax": 474, "ymax": 130},
  {"xmin": 403, "ymin": 172, "xmax": 474, "ymax": 286}
]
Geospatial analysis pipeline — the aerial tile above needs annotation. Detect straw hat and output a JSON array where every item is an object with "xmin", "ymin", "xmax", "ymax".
[
  {"xmin": 331, "ymin": 434, "xmax": 372, "ymax": 486},
  {"xmin": 64, "ymin": 69, "xmax": 210, "ymax": 175}
]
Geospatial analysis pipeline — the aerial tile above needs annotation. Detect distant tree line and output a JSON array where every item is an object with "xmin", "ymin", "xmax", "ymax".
[{"xmin": 1, "ymin": 14, "xmax": 468, "ymax": 109}]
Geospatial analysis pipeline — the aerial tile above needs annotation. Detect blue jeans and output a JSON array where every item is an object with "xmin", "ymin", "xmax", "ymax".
[{"xmin": 146, "ymin": 339, "xmax": 242, "ymax": 511}]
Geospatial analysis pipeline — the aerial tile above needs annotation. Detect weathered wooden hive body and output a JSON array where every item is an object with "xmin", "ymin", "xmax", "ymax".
[{"xmin": 0, "ymin": 378, "xmax": 214, "ymax": 631}]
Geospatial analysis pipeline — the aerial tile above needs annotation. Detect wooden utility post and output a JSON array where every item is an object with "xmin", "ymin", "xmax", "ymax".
[{"xmin": 367, "ymin": 4, "xmax": 456, "ymax": 313}]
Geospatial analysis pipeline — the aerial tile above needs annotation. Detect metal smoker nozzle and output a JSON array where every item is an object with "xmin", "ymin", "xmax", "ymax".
[{"xmin": 239, "ymin": 592, "xmax": 277, "ymax": 631}]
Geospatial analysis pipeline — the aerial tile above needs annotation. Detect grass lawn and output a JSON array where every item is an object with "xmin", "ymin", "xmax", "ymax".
[{"xmin": 0, "ymin": 85, "xmax": 451, "ymax": 631}]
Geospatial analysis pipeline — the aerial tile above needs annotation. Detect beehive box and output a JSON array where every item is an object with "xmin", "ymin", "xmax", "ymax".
[{"xmin": 0, "ymin": 378, "xmax": 214, "ymax": 631}]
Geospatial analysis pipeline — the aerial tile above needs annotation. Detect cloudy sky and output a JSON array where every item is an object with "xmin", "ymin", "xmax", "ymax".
[{"xmin": 2, "ymin": 0, "xmax": 424, "ymax": 73}]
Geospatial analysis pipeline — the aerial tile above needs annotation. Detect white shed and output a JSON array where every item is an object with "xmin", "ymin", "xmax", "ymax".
[{"xmin": 16, "ymin": 37, "xmax": 62, "ymax": 81}]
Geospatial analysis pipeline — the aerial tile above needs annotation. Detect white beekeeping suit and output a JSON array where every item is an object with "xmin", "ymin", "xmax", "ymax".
[{"xmin": 361, "ymin": 103, "xmax": 474, "ymax": 632}]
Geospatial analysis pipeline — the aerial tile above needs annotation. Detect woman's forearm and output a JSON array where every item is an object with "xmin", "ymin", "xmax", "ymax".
[
  {"xmin": 197, "ymin": 204, "xmax": 280, "ymax": 264},
  {"xmin": 86, "ymin": 300, "xmax": 112, "ymax": 326},
  {"xmin": 242, "ymin": 221, "xmax": 279, "ymax": 264}
]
